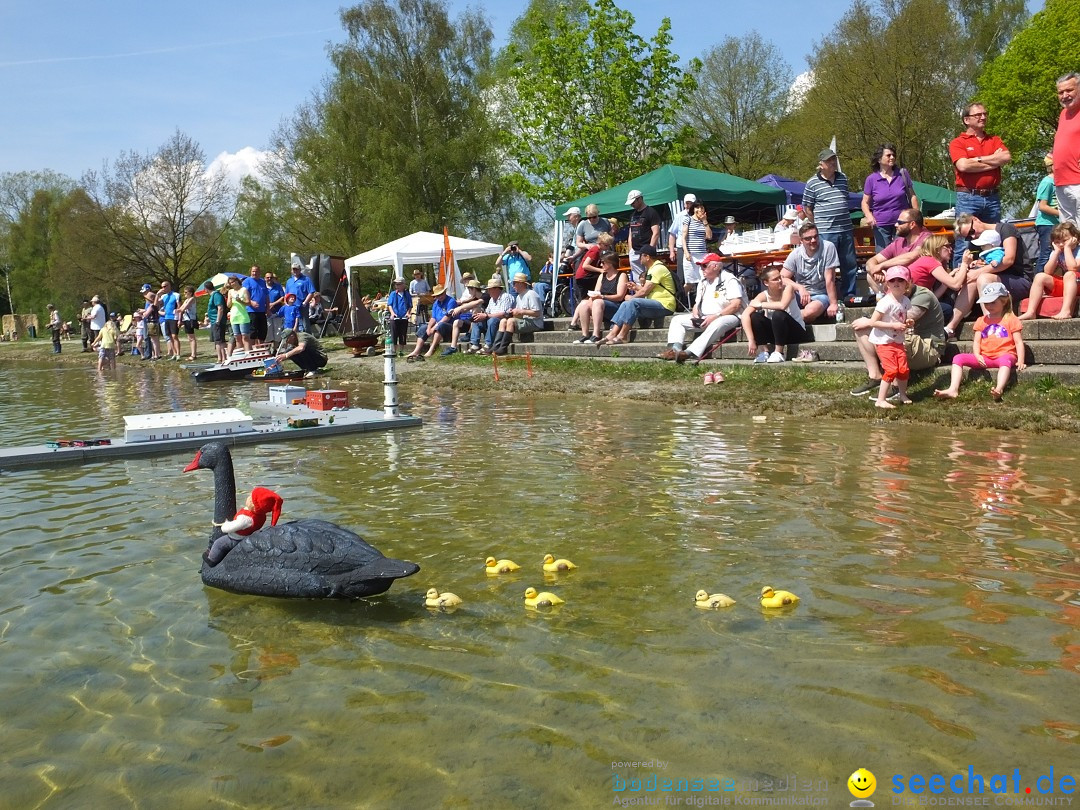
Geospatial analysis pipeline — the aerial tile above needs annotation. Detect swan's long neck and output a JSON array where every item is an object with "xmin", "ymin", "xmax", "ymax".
[{"xmin": 211, "ymin": 450, "xmax": 238, "ymax": 542}]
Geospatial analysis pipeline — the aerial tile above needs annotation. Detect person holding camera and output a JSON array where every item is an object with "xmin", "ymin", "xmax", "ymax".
[{"xmin": 496, "ymin": 242, "xmax": 532, "ymax": 293}]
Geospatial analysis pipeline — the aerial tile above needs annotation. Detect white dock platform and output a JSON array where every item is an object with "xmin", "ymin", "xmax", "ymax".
[{"xmin": 0, "ymin": 402, "xmax": 422, "ymax": 472}]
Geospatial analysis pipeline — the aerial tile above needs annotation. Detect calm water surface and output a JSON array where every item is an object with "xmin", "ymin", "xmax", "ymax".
[{"xmin": 0, "ymin": 359, "xmax": 1077, "ymax": 808}]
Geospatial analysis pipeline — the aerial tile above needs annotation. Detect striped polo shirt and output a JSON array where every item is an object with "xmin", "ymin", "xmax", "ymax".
[{"xmin": 803, "ymin": 170, "xmax": 853, "ymax": 234}]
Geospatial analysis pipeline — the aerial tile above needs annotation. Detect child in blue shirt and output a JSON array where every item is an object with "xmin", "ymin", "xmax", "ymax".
[{"xmin": 279, "ymin": 294, "xmax": 303, "ymax": 334}]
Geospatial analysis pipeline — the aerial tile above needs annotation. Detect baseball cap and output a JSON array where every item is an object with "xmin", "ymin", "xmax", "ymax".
[
  {"xmin": 565, "ymin": 206, "xmax": 581, "ymax": 217},
  {"xmin": 683, "ymin": 193, "xmax": 697, "ymax": 204},
  {"xmin": 624, "ymin": 189, "xmax": 643, "ymax": 206},
  {"xmin": 977, "ymin": 282, "xmax": 1009, "ymax": 303},
  {"xmin": 637, "ymin": 244, "xmax": 657, "ymax": 257},
  {"xmin": 696, "ymin": 252, "xmax": 724, "ymax": 266},
  {"xmin": 140, "ymin": 284, "xmax": 152, "ymax": 292},
  {"xmin": 818, "ymin": 148, "xmax": 837, "ymax": 162},
  {"xmin": 972, "ymin": 230, "xmax": 1002, "ymax": 248},
  {"xmin": 884, "ymin": 267, "xmax": 911, "ymax": 283}
]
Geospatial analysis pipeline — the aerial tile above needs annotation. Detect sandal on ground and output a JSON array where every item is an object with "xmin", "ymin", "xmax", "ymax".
[
  {"xmin": 991, "ymin": 387, "xmax": 1003, "ymax": 401},
  {"xmin": 606, "ymin": 337, "xmax": 625, "ymax": 345},
  {"xmin": 703, "ymin": 372, "xmax": 716, "ymax": 385}
]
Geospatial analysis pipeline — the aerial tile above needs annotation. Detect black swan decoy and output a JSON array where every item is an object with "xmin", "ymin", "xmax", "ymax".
[{"xmin": 183, "ymin": 442, "xmax": 419, "ymax": 599}]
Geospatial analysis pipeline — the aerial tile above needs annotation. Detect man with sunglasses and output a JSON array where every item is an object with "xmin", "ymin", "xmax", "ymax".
[
  {"xmin": 949, "ymin": 102, "xmax": 1011, "ymax": 265},
  {"xmin": 864, "ymin": 209, "xmax": 930, "ymax": 297},
  {"xmin": 781, "ymin": 222, "xmax": 839, "ymax": 325}
]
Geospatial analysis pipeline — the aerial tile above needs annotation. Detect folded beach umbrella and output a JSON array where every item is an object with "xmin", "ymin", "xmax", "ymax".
[{"xmin": 195, "ymin": 271, "xmax": 247, "ymax": 296}]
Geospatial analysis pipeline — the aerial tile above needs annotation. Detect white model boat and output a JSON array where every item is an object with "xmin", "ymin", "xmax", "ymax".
[{"xmin": 192, "ymin": 345, "xmax": 277, "ymax": 382}]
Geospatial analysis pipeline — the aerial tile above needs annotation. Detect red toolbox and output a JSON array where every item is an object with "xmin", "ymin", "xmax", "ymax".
[{"xmin": 305, "ymin": 390, "xmax": 350, "ymax": 410}]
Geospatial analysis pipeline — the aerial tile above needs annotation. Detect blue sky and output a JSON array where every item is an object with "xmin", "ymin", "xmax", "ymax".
[{"xmin": 0, "ymin": 0, "xmax": 1044, "ymax": 182}]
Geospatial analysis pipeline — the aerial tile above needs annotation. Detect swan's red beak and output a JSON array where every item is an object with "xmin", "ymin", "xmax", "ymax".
[{"xmin": 182, "ymin": 450, "xmax": 202, "ymax": 473}]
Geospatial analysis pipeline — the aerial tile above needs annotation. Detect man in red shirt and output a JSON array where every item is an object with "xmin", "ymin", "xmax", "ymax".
[
  {"xmin": 948, "ymin": 102, "xmax": 1011, "ymax": 266},
  {"xmin": 1053, "ymin": 72, "xmax": 1080, "ymax": 224}
]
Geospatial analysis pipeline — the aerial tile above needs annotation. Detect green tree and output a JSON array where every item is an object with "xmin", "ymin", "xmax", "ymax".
[
  {"xmin": 681, "ymin": 33, "xmax": 794, "ymax": 181},
  {"xmin": 264, "ymin": 0, "xmax": 531, "ymax": 259},
  {"xmin": 952, "ymin": 0, "xmax": 1029, "ymax": 99},
  {"xmin": 78, "ymin": 129, "xmax": 234, "ymax": 293},
  {"xmin": 6, "ymin": 188, "xmax": 66, "ymax": 318},
  {"xmin": 793, "ymin": 0, "xmax": 962, "ymax": 189},
  {"xmin": 0, "ymin": 170, "xmax": 75, "ymax": 314},
  {"xmin": 976, "ymin": 0, "xmax": 1080, "ymax": 208},
  {"xmin": 503, "ymin": 0, "xmax": 699, "ymax": 204},
  {"xmin": 224, "ymin": 175, "xmax": 292, "ymax": 274}
]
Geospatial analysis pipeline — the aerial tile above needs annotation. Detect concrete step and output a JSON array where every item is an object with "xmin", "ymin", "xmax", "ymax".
[{"xmin": 537, "ymin": 315, "xmax": 1080, "ymax": 344}]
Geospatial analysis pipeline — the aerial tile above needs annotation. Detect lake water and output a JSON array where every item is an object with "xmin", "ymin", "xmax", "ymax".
[{"xmin": 1, "ymin": 358, "xmax": 1078, "ymax": 808}]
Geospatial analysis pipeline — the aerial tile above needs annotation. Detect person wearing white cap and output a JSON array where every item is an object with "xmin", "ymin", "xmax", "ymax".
[
  {"xmin": 387, "ymin": 276, "xmax": 413, "ymax": 353},
  {"xmin": 667, "ymin": 192, "xmax": 698, "ymax": 264},
  {"xmin": 934, "ymin": 281, "xmax": 1026, "ymax": 401},
  {"xmin": 563, "ymin": 205, "xmax": 582, "ymax": 248},
  {"xmin": 944, "ymin": 212, "xmax": 1033, "ymax": 338},
  {"xmin": 773, "ymin": 207, "xmax": 800, "ymax": 246},
  {"xmin": 971, "ymin": 228, "xmax": 1005, "ymax": 269},
  {"xmin": 625, "ymin": 189, "xmax": 660, "ymax": 281},
  {"xmin": 88, "ymin": 295, "xmax": 107, "ymax": 344}
]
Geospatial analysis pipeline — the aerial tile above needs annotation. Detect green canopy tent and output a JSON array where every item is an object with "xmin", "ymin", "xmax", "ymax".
[
  {"xmin": 910, "ymin": 181, "xmax": 956, "ymax": 217},
  {"xmin": 555, "ymin": 164, "xmax": 785, "ymax": 220}
]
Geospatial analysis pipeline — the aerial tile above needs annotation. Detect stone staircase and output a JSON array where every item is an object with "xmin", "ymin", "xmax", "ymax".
[{"xmin": 504, "ymin": 306, "xmax": 1080, "ymax": 379}]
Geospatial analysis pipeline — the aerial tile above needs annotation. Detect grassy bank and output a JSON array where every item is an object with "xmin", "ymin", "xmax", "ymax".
[{"xmin": 8, "ymin": 337, "xmax": 1080, "ymax": 434}]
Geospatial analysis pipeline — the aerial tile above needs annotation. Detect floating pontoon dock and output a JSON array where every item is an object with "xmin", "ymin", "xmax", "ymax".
[{"xmin": 0, "ymin": 401, "xmax": 421, "ymax": 472}]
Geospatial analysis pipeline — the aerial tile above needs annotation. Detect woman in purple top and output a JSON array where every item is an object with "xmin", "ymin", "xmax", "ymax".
[{"xmin": 861, "ymin": 143, "xmax": 920, "ymax": 251}]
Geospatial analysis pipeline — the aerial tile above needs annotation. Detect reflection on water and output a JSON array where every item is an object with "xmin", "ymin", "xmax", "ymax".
[{"xmin": 1, "ymin": 358, "xmax": 1078, "ymax": 807}]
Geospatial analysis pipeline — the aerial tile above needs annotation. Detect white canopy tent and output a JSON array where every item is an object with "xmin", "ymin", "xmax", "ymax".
[{"xmin": 344, "ymin": 231, "xmax": 503, "ymax": 300}]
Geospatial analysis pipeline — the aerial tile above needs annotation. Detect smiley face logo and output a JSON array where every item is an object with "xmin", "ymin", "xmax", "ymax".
[{"xmin": 848, "ymin": 768, "xmax": 877, "ymax": 798}]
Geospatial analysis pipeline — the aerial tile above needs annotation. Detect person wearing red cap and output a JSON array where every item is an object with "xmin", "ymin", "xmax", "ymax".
[
  {"xmin": 205, "ymin": 486, "xmax": 285, "ymax": 566},
  {"xmin": 657, "ymin": 255, "xmax": 746, "ymax": 363}
]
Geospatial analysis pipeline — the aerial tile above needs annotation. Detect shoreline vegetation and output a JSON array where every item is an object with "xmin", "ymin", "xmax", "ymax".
[{"xmin": 8, "ymin": 336, "xmax": 1080, "ymax": 434}]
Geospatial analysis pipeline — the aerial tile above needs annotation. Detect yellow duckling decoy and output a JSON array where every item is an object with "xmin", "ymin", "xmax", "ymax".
[
  {"xmin": 542, "ymin": 553, "xmax": 577, "ymax": 572},
  {"xmin": 759, "ymin": 585, "xmax": 800, "ymax": 609},
  {"xmin": 523, "ymin": 587, "xmax": 564, "ymax": 608},
  {"xmin": 694, "ymin": 590, "xmax": 736, "ymax": 609},
  {"xmin": 485, "ymin": 556, "xmax": 521, "ymax": 575},
  {"xmin": 424, "ymin": 588, "xmax": 463, "ymax": 609}
]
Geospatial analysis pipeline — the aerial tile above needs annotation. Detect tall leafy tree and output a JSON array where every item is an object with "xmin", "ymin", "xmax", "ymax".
[
  {"xmin": 681, "ymin": 33, "xmax": 794, "ymax": 181},
  {"xmin": 264, "ymin": 0, "xmax": 530, "ymax": 259},
  {"xmin": 952, "ymin": 0, "xmax": 1029, "ymax": 99},
  {"xmin": 793, "ymin": 0, "xmax": 961, "ymax": 189},
  {"xmin": 0, "ymin": 170, "xmax": 75, "ymax": 314},
  {"xmin": 503, "ymin": 0, "xmax": 699, "ymax": 204},
  {"xmin": 76, "ymin": 130, "xmax": 234, "ymax": 292},
  {"xmin": 976, "ymin": 0, "xmax": 1080, "ymax": 208},
  {"xmin": 6, "ymin": 188, "xmax": 67, "ymax": 317}
]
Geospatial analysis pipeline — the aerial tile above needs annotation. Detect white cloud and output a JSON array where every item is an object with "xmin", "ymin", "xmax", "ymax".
[
  {"xmin": 787, "ymin": 71, "xmax": 814, "ymax": 113},
  {"xmin": 206, "ymin": 146, "xmax": 270, "ymax": 189}
]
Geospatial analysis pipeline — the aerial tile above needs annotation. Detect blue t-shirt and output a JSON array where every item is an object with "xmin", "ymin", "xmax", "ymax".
[
  {"xmin": 286, "ymin": 274, "xmax": 316, "ymax": 303},
  {"xmin": 206, "ymin": 290, "xmax": 226, "ymax": 323},
  {"xmin": 432, "ymin": 296, "xmax": 458, "ymax": 323},
  {"xmin": 1035, "ymin": 175, "xmax": 1059, "ymax": 228},
  {"xmin": 161, "ymin": 291, "xmax": 179, "ymax": 320},
  {"xmin": 280, "ymin": 303, "xmax": 302, "ymax": 330},
  {"xmin": 501, "ymin": 252, "xmax": 531, "ymax": 281},
  {"xmin": 266, "ymin": 282, "xmax": 285, "ymax": 314},
  {"xmin": 244, "ymin": 276, "xmax": 269, "ymax": 314},
  {"xmin": 388, "ymin": 290, "xmax": 412, "ymax": 319}
]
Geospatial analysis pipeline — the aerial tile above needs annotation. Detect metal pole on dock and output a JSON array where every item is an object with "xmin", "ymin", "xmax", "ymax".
[{"xmin": 382, "ymin": 312, "xmax": 399, "ymax": 418}]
